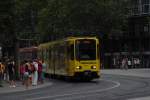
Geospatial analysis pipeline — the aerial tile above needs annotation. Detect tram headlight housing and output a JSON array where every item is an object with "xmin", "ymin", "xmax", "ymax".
[
  {"xmin": 76, "ymin": 66, "xmax": 82, "ymax": 69},
  {"xmin": 91, "ymin": 66, "xmax": 96, "ymax": 69}
]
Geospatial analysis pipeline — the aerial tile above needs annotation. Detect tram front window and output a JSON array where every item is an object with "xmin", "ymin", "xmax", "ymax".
[{"xmin": 76, "ymin": 39, "xmax": 96, "ymax": 60}]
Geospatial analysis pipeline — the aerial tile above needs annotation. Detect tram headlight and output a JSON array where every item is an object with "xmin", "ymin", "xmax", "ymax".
[
  {"xmin": 76, "ymin": 66, "xmax": 82, "ymax": 69},
  {"xmin": 91, "ymin": 66, "xmax": 96, "ymax": 69}
]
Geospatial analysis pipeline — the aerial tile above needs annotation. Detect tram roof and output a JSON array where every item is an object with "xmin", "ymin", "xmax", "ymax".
[
  {"xmin": 38, "ymin": 36, "xmax": 98, "ymax": 48},
  {"xmin": 19, "ymin": 46, "xmax": 38, "ymax": 52}
]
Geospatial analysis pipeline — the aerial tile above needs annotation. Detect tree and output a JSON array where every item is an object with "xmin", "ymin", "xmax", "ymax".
[
  {"xmin": 0, "ymin": 0, "xmax": 15, "ymax": 57},
  {"xmin": 14, "ymin": 0, "xmax": 47, "ymax": 40},
  {"xmin": 0, "ymin": 0, "xmax": 14, "ymax": 44},
  {"xmin": 13, "ymin": 0, "xmax": 130, "ymax": 42},
  {"xmin": 38, "ymin": 0, "xmax": 130, "ymax": 42}
]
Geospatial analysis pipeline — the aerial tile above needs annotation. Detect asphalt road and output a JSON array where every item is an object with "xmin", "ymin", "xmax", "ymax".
[{"xmin": 1, "ymin": 74, "xmax": 150, "ymax": 100}]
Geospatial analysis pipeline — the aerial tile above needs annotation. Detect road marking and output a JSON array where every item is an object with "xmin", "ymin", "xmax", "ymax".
[
  {"xmin": 128, "ymin": 96, "xmax": 150, "ymax": 100},
  {"xmin": 0, "ymin": 82, "xmax": 53, "ymax": 94},
  {"xmin": 16, "ymin": 82, "xmax": 53, "ymax": 97},
  {"xmin": 26, "ymin": 79, "xmax": 120, "ymax": 100},
  {"xmin": 54, "ymin": 79, "xmax": 121, "ymax": 100}
]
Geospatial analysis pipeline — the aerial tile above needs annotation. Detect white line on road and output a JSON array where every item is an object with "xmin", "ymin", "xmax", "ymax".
[
  {"xmin": 15, "ymin": 82, "xmax": 53, "ymax": 97},
  {"xmin": 26, "ymin": 79, "xmax": 120, "ymax": 100},
  {"xmin": 128, "ymin": 96, "xmax": 150, "ymax": 100}
]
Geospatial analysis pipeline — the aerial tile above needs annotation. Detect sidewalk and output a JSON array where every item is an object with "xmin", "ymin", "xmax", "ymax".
[
  {"xmin": 101, "ymin": 68, "xmax": 150, "ymax": 78},
  {"xmin": 0, "ymin": 79, "xmax": 52, "ymax": 94}
]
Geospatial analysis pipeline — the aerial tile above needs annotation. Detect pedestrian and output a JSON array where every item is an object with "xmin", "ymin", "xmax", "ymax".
[
  {"xmin": 41, "ymin": 60, "xmax": 47, "ymax": 83},
  {"xmin": 8, "ymin": 60, "xmax": 16, "ymax": 88},
  {"xmin": 3, "ymin": 58, "xmax": 9, "ymax": 82},
  {"xmin": 128, "ymin": 59, "xmax": 132, "ymax": 69},
  {"xmin": 136, "ymin": 58, "xmax": 140, "ymax": 68},
  {"xmin": 32, "ymin": 60, "xmax": 38, "ymax": 86},
  {"xmin": 133, "ymin": 58, "xmax": 137, "ymax": 68},
  {"xmin": 121, "ymin": 58, "xmax": 128, "ymax": 70},
  {"xmin": 24, "ymin": 61, "xmax": 32, "ymax": 89},
  {"xmin": 20, "ymin": 62, "xmax": 25, "ymax": 81},
  {"xmin": 0, "ymin": 60, "xmax": 5, "ymax": 87},
  {"xmin": 121, "ymin": 58, "xmax": 125, "ymax": 69},
  {"xmin": 20, "ymin": 61, "xmax": 25, "ymax": 85},
  {"xmin": 37, "ymin": 59, "xmax": 42, "ymax": 84},
  {"xmin": 124, "ymin": 58, "xmax": 128, "ymax": 70}
]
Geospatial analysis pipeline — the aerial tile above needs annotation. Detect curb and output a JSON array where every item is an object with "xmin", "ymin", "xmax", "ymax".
[
  {"xmin": 101, "ymin": 69, "xmax": 150, "ymax": 78},
  {"xmin": 0, "ymin": 82, "xmax": 53, "ymax": 94}
]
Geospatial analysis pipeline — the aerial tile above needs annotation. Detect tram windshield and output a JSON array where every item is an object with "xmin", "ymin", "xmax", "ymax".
[{"xmin": 76, "ymin": 39, "xmax": 96, "ymax": 60}]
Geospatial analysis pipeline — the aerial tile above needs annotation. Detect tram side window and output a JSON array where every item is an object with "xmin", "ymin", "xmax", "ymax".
[
  {"xmin": 69, "ymin": 44, "xmax": 74, "ymax": 60},
  {"xmin": 44, "ymin": 49, "xmax": 47, "ymax": 60},
  {"xmin": 41, "ymin": 49, "xmax": 44, "ymax": 61},
  {"xmin": 49, "ymin": 49, "xmax": 51, "ymax": 62},
  {"xmin": 46, "ymin": 49, "xmax": 49, "ymax": 59},
  {"xmin": 97, "ymin": 44, "xmax": 100, "ymax": 59}
]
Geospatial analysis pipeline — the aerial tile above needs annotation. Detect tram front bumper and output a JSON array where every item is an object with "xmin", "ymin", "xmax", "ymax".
[{"xmin": 74, "ymin": 71, "xmax": 99, "ymax": 78}]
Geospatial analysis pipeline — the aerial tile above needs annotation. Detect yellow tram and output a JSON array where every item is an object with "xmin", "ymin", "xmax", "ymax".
[{"xmin": 38, "ymin": 37, "xmax": 100, "ymax": 80}]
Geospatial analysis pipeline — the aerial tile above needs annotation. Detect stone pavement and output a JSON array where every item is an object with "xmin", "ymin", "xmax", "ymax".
[
  {"xmin": 0, "ymin": 79, "xmax": 52, "ymax": 94},
  {"xmin": 101, "ymin": 68, "xmax": 150, "ymax": 78}
]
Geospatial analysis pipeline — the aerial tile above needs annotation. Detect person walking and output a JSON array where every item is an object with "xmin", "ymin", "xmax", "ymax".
[
  {"xmin": 124, "ymin": 58, "xmax": 128, "ymax": 70},
  {"xmin": 41, "ymin": 60, "xmax": 47, "ymax": 83},
  {"xmin": 0, "ymin": 60, "xmax": 5, "ymax": 87},
  {"xmin": 24, "ymin": 61, "xmax": 30, "ymax": 89},
  {"xmin": 32, "ymin": 60, "xmax": 38, "ymax": 86},
  {"xmin": 128, "ymin": 59, "xmax": 132, "ymax": 69},
  {"xmin": 37, "ymin": 59, "xmax": 42, "ymax": 84},
  {"xmin": 20, "ymin": 62, "xmax": 25, "ymax": 81},
  {"xmin": 121, "ymin": 58, "xmax": 128, "ymax": 70},
  {"xmin": 8, "ymin": 60, "xmax": 16, "ymax": 88},
  {"xmin": 3, "ymin": 58, "xmax": 8, "ymax": 82}
]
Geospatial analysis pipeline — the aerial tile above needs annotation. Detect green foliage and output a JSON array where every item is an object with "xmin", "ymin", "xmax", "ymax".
[
  {"xmin": 14, "ymin": 0, "xmax": 48, "ymax": 40},
  {"xmin": 38, "ymin": 0, "xmax": 130, "ymax": 41},
  {"xmin": 13, "ymin": 0, "xmax": 130, "ymax": 42},
  {"xmin": 0, "ymin": 0, "xmax": 15, "ymax": 45}
]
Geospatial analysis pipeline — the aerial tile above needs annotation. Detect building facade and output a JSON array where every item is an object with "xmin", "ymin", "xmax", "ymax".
[
  {"xmin": 129, "ymin": 0, "xmax": 150, "ymax": 68},
  {"xmin": 103, "ymin": 0, "xmax": 150, "ymax": 69}
]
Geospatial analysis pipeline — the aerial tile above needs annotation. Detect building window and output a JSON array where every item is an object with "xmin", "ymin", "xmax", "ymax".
[
  {"xmin": 142, "ymin": 0, "xmax": 149, "ymax": 4},
  {"xmin": 132, "ymin": 0, "xmax": 139, "ymax": 5},
  {"xmin": 142, "ymin": 4, "xmax": 150, "ymax": 14},
  {"xmin": 144, "ymin": 24, "xmax": 149, "ymax": 33},
  {"xmin": 131, "ymin": 0, "xmax": 140, "ymax": 15},
  {"xmin": 141, "ymin": 0, "xmax": 150, "ymax": 14},
  {"xmin": 132, "ymin": 5, "xmax": 139, "ymax": 15}
]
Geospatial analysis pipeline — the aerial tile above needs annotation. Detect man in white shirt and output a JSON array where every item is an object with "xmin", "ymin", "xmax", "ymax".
[{"xmin": 32, "ymin": 60, "xmax": 38, "ymax": 86}]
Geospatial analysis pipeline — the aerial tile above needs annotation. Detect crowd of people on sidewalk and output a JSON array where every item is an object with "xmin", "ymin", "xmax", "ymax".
[
  {"xmin": 0, "ymin": 58, "xmax": 16, "ymax": 87},
  {"xmin": 120, "ymin": 57, "xmax": 141, "ymax": 70},
  {"xmin": 112, "ymin": 57, "xmax": 141, "ymax": 70},
  {"xmin": 0, "ymin": 58, "xmax": 47, "ymax": 89}
]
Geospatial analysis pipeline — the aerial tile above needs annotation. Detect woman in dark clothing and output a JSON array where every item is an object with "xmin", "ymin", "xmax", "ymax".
[{"xmin": 8, "ymin": 60, "xmax": 16, "ymax": 87}]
